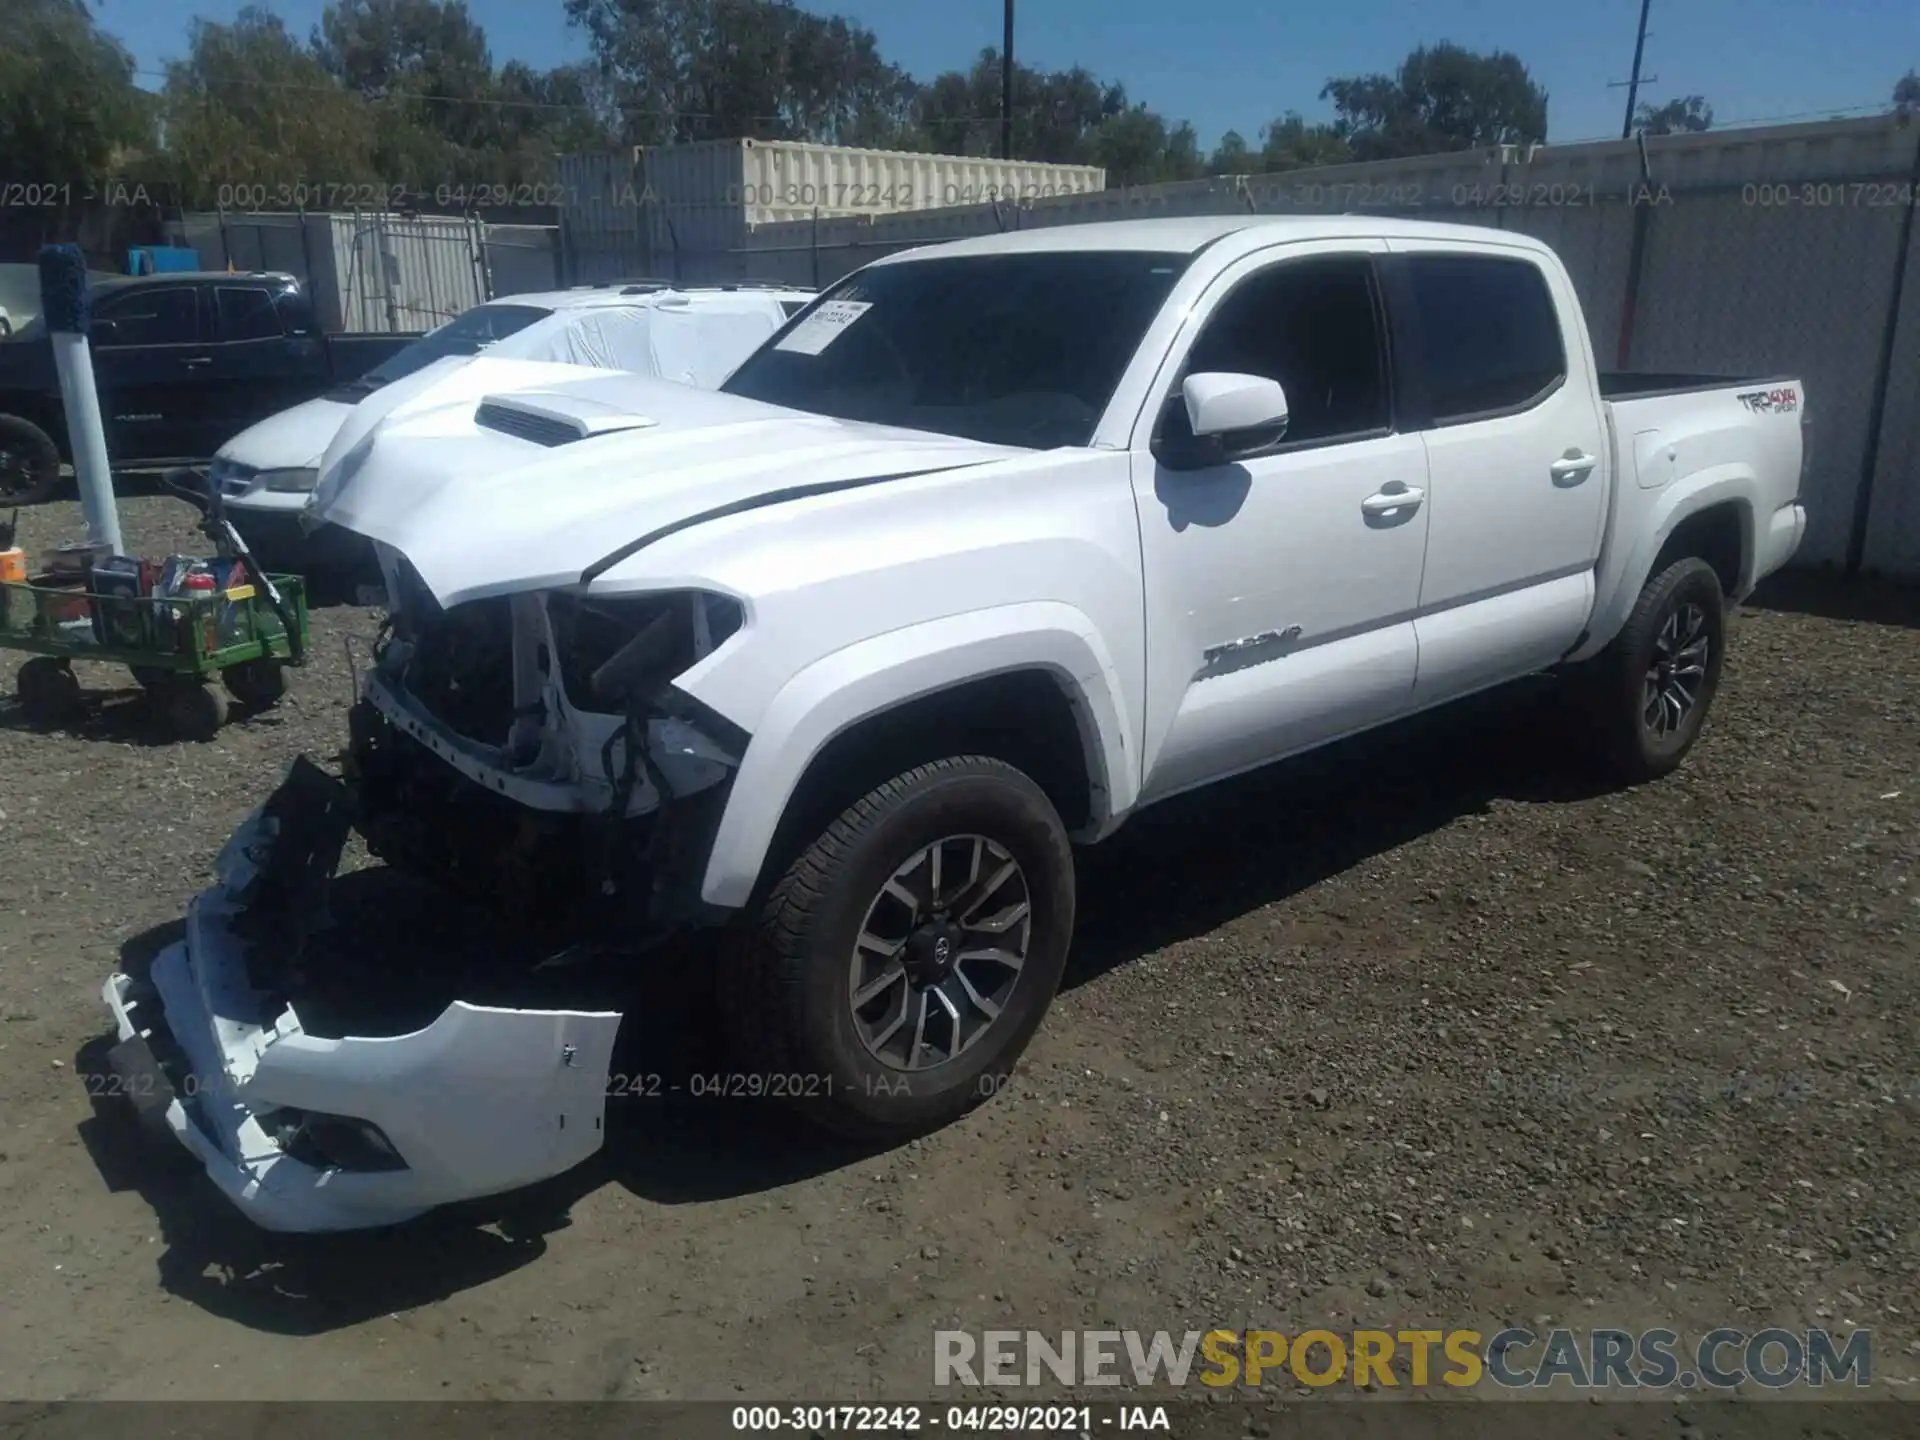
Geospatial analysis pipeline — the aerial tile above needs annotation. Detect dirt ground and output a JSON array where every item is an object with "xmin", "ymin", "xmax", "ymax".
[{"xmin": 0, "ymin": 492, "xmax": 1915, "ymax": 1404}]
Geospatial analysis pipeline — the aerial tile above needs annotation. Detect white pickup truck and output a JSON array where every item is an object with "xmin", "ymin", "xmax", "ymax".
[{"xmin": 102, "ymin": 216, "xmax": 1808, "ymax": 1231}]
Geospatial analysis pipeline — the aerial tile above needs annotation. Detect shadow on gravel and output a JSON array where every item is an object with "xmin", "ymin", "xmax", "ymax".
[
  {"xmin": 1745, "ymin": 567, "xmax": 1920, "ymax": 630},
  {"xmin": 1065, "ymin": 676, "xmax": 1617, "ymax": 990},
  {"xmin": 0, "ymin": 689, "xmax": 288, "ymax": 747},
  {"xmin": 73, "ymin": 891, "xmax": 878, "ymax": 1336},
  {"xmin": 69, "ymin": 675, "xmax": 1611, "ymax": 1333}
]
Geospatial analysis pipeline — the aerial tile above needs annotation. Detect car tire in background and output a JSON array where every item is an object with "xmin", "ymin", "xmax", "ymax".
[
  {"xmin": 0, "ymin": 414, "xmax": 62, "ymax": 506},
  {"xmin": 1571, "ymin": 555, "xmax": 1728, "ymax": 785},
  {"xmin": 719, "ymin": 756, "xmax": 1076, "ymax": 1141}
]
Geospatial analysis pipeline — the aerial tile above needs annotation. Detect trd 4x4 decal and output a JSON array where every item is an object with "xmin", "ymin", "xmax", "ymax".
[{"xmin": 1736, "ymin": 386, "xmax": 1799, "ymax": 414}]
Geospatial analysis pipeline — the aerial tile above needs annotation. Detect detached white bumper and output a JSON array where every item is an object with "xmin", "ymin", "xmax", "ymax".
[{"xmin": 100, "ymin": 803, "xmax": 622, "ymax": 1233}]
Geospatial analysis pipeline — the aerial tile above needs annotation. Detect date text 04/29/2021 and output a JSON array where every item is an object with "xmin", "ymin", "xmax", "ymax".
[
  {"xmin": 729, "ymin": 1406, "xmax": 1169, "ymax": 1432},
  {"xmin": 606, "ymin": 1070, "xmax": 1015, "ymax": 1100}
]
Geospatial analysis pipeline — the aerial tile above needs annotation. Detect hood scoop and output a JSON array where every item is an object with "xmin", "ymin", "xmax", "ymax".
[{"xmin": 475, "ymin": 392, "xmax": 661, "ymax": 448}]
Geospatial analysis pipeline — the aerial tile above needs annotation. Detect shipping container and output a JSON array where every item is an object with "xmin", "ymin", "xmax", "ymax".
[{"xmin": 560, "ymin": 141, "xmax": 1104, "ymax": 287}]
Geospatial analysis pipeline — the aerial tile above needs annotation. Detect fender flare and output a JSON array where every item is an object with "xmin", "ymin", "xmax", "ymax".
[
  {"xmin": 697, "ymin": 602, "xmax": 1136, "ymax": 910},
  {"xmin": 1568, "ymin": 468, "xmax": 1757, "ymax": 666}
]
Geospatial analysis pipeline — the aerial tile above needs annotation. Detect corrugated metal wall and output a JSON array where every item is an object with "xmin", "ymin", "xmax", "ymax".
[
  {"xmin": 1860, "ymin": 196, "xmax": 1920, "ymax": 577},
  {"xmin": 686, "ymin": 115, "xmax": 1920, "ymax": 577}
]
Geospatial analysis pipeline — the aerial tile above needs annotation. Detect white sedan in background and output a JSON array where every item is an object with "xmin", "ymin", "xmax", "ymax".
[{"xmin": 209, "ymin": 282, "xmax": 815, "ymax": 570}]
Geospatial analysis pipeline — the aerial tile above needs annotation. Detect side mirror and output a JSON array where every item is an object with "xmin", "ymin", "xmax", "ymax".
[{"xmin": 1184, "ymin": 371, "xmax": 1289, "ymax": 441}]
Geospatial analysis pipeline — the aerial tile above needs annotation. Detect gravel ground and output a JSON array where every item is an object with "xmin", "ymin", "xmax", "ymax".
[{"xmin": 0, "ymin": 492, "xmax": 1915, "ymax": 1404}]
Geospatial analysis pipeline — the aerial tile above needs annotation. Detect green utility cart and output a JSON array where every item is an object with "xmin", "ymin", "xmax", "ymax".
[
  {"xmin": 2, "ymin": 469, "xmax": 310, "ymax": 742},
  {"xmin": 2, "ymin": 567, "xmax": 309, "ymax": 741}
]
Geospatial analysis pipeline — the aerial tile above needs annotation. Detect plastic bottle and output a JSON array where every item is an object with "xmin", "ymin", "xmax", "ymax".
[{"xmin": 182, "ymin": 564, "xmax": 218, "ymax": 654}]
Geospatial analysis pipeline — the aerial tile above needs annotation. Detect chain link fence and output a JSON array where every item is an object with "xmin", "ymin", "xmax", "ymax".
[{"xmin": 179, "ymin": 210, "xmax": 562, "ymax": 335}]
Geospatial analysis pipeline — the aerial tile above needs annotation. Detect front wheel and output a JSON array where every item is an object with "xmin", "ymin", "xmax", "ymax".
[
  {"xmin": 719, "ymin": 756, "xmax": 1076, "ymax": 1140},
  {"xmin": 222, "ymin": 658, "xmax": 287, "ymax": 710},
  {"xmin": 1573, "ymin": 556, "xmax": 1727, "ymax": 784}
]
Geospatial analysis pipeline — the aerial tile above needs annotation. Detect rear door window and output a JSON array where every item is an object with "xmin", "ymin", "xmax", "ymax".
[
  {"xmin": 1403, "ymin": 254, "xmax": 1567, "ymax": 423},
  {"xmin": 215, "ymin": 285, "xmax": 284, "ymax": 341}
]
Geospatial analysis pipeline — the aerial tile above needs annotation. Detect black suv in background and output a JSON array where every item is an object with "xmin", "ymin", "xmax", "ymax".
[{"xmin": 0, "ymin": 271, "xmax": 416, "ymax": 505}]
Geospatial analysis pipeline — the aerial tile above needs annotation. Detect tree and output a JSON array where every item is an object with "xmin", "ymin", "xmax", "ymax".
[
  {"xmin": 1896, "ymin": 70, "xmax": 1920, "ymax": 108},
  {"xmin": 1635, "ymin": 95, "xmax": 1712, "ymax": 135},
  {"xmin": 1258, "ymin": 112, "xmax": 1351, "ymax": 171},
  {"xmin": 563, "ymin": 0, "xmax": 915, "ymax": 147},
  {"xmin": 901, "ymin": 51, "xmax": 1121, "ymax": 160},
  {"xmin": 0, "ymin": 0, "xmax": 151, "ymax": 189},
  {"xmin": 1322, "ymin": 42, "xmax": 1547, "ymax": 161},
  {"xmin": 157, "ymin": 7, "xmax": 380, "ymax": 207},
  {"xmin": 1207, "ymin": 129, "xmax": 1252, "ymax": 174}
]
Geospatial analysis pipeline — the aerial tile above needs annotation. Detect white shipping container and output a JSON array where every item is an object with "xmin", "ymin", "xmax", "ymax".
[{"xmin": 638, "ymin": 139, "xmax": 1105, "ymax": 228}]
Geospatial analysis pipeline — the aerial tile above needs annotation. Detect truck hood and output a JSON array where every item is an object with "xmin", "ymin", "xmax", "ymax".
[
  {"xmin": 306, "ymin": 364, "xmax": 1024, "ymax": 608},
  {"xmin": 217, "ymin": 394, "xmax": 355, "ymax": 472}
]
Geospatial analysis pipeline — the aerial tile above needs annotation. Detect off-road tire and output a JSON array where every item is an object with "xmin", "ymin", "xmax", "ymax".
[
  {"xmin": 1572, "ymin": 556, "xmax": 1727, "ymax": 784},
  {"xmin": 719, "ymin": 756, "xmax": 1076, "ymax": 1141}
]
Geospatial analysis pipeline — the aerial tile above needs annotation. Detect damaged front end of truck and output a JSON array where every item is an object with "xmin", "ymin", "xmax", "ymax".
[
  {"xmin": 98, "ymin": 568, "xmax": 753, "ymax": 1231},
  {"xmin": 99, "ymin": 557, "xmax": 751, "ymax": 1230},
  {"xmin": 96, "ymin": 358, "xmax": 1018, "ymax": 1230},
  {"xmin": 96, "ymin": 371, "xmax": 796, "ymax": 1232}
]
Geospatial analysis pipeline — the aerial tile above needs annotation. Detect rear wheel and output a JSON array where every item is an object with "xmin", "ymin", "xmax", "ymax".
[
  {"xmin": 0, "ymin": 414, "xmax": 61, "ymax": 506},
  {"xmin": 719, "ymin": 756, "xmax": 1076, "ymax": 1140},
  {"xmin": 1573, "ymin": 556, "xmax": 1726, "ymax": 783}
]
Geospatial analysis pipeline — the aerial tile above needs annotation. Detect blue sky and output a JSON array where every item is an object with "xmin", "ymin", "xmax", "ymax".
[{"xmin": 97, "ymin": 0, "xmax": 1916, "ymax": 149}]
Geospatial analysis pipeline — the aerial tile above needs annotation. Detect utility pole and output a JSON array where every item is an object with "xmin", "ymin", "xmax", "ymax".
[
  {"xmin": 1618, "ymin": 0, "xmax": 1654, "ymax": 139},
  {"xmin": 1001, "ymin": 0, "xmax": 1015, "ymax": 159}
]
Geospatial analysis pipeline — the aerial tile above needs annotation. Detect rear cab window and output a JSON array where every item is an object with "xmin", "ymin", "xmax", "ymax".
[{"xmin": 1402, "ymin": 253, "xmax": 1567, "ymax": 424}]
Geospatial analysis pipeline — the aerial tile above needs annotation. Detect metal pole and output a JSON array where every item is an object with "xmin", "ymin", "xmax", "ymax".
[
  {"xmin": 1001, "ymin": 0, "xmax": 1015, "ymax": 160},
  {"xmin": 38, "ymin": 245, "xmax": 121, "ymax": 556},
  {"xmin": 1620, "ymin": 0, "xmax": 1653, "ymax": 140},
  {"xmin": 1614, "ymin": 131, "xmax": 1657, "ymax": 369}
]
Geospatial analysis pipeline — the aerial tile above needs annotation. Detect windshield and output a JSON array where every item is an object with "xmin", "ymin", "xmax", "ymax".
[
  {"xmin": 335, "ymin": 302, "xmax": 553, "ymax": 396},
  {"xmin": 721, "ymin": 251, "xmax": 1189, "ymax": 449}
]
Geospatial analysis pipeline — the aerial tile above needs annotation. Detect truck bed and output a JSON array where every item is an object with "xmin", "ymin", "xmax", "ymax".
[{"xmin": 1598, "ymin": 371, "xmax": 1794, "ymax": 402}]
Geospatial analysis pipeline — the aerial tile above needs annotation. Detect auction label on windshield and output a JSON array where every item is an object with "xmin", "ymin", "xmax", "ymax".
[{"xmin": 775, "ymin": 299, "xmax": 872, "ymax": 355}]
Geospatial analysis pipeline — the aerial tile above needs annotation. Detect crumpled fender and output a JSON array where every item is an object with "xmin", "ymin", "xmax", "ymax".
[{"xmin": 694, "ymin": 602, "xmax": 1136, "ymax": 910}]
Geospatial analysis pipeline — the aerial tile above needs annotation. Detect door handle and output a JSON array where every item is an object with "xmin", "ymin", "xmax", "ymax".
[
  {"xmin": 182, "ymin": 356, "xmax": 213, "ymax": 368},
  {"xmin": 1361, "ymin": 484, "xmax": 1425, "ymax": 517},
  {"xmin": 1551, "ymin": 450, "xmax": 1597, "ymax": 483}
]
